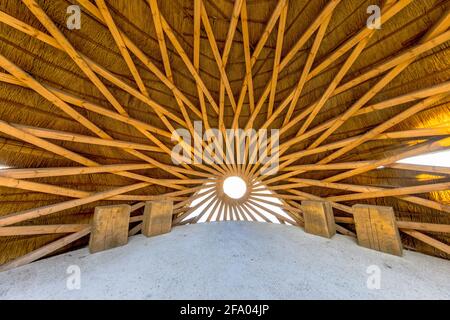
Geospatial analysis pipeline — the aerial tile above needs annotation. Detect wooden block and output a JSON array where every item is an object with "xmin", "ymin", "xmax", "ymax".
[
  {"xmin": 142, "ymin": 200, "xmax": 173, "ymax": 237},
  {"xmin": 353, "ymin": 204, "xmax": 403, "ymax": 256},
  {"xmin": 302, "ymin": 200, "xmax": 336, "ymax": 238},
  {"xmin": 89, "ymin": 204, "xmax": 131, "ymax": 253}
]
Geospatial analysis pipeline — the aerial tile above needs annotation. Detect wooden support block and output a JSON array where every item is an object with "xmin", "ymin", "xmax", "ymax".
[
  {"xmin": 353, "ymin": 204, "xmax": 403, "ymax": 256},
  {"xmin": 302, "ymin": 200, "xmax": 336, "ymax": 238},
  {"xmin": 89, "ymin": 204, "xmax": 131, "ymax": 253},
  {"xmin": 142, "ymin": 200, "xmax": 173, "ymax": 237}
]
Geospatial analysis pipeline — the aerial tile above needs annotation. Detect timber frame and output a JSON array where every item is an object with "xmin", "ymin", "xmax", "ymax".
[{"xmin": 0, "ymin": 0, "xmax": 449, "ymax": 269}]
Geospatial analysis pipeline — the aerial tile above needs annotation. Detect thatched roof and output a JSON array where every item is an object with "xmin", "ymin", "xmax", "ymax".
[{"xmin": 0, "ymin": 0, "xmax": 449, "ymax": 269}]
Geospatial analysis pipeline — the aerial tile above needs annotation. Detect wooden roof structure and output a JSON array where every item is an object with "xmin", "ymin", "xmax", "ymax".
[{"xmin": 0, "ymin": 0, "xmax": 449, "ymax": 269}]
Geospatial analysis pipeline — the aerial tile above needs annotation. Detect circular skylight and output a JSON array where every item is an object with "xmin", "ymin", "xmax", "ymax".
[{"xmin": 223, "ymin": 176, "xmax": 247, "ymax": 199}]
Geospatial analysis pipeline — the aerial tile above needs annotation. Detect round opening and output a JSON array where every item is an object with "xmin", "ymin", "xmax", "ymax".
[{"xmin": 223, "ymin": 176, "xmax": 247, "ymax": 199}]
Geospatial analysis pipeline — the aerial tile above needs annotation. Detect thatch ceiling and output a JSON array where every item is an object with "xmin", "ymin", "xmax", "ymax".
[{"xmin": 0, "ymin": 0, "xmax": 449, "ymax": 269}]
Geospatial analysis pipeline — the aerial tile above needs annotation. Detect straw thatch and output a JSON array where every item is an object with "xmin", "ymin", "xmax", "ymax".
[{"xmin": 0, "ymin": 0, "xmax": 449, "ymax": 268}]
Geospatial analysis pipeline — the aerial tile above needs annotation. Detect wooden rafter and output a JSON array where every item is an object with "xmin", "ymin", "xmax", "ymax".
[
  {"xmin": 266, "ymin": 0, "xmax": 288, "ymax": 120},
  {"xmin": 0, "ymin": 0, "xmax": 448, "ymax": 268}
]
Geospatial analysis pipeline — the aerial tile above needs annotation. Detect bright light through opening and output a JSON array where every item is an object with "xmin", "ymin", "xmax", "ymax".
[
  {"xmin": 397, "ymin": 149, "xmax": 450, "ymax": 167},
  {"xmin": 223, "ymin": 176, "xmax": 247, "ymax": 199}
]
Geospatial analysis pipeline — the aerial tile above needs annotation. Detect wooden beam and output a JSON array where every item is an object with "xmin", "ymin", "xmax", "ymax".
[
  {"xmin": 234, "ymin": 0, "xmax": 288, "ymax": 128},
  {"xmin": 325, "ymin": 135, "xmax": 450, "ymax": 183},
  {"xmin": 0, "ymin": 224, "xmax": 90, "ymax": 236},
  {"xmin": 334, "ymin": 217, "xmax": 450, "ymax": 234},
  {"xmin": 299, "ymin": 34, "xmax": 374, "ymax": 138},
  {"xmin": 76, "ymin": 0, "xmax": 202, "ymax": 119},
  {"xmin": 96, "ymin": 0, "xmax": 148, "ymax": 96},
  {"xmin": 387, "ymin": 163, "xmax": 450, "ymax": 175},
  {"xmin": 0, "ymin": 182, "xmax": 148, "ymax": 227},
  {"xmin": 96, "ymin": 0, "xmax": 199, "ymax": 173},
  {"xmin": 402, "ymin": 229, "xmax": 450, "ymax": 255},
  {"xmin": 266, "ymin": 0, "xmax": 288, "ymax": 119},
  {"xmin": 286, "ymin": 177, "xmax": 450, "ymax": 214},
  {"xmin": 306, "ymin": 0, "xmax": 412, "ymax": 79},
  {"xmin": 0, "ymin": 56, "xmax": 192, "ymax": 180},
  {"xmin": 240, "ymin": 0, "xmax": 254, "ymax": 114},
  {"xmin": 328, "ymin": 182, "xmax": 450, "ymax": 202},
  {"xmin": 192, "ymin": 197, "xmax": 219, "ymax": 223},
  {"xmin": 219, "ymin": 0, "xmax": 244, "ymax": 117},
  {"xmin": 147, "ymin": 0, "xmax": 195, "ymax": 134},
  {"xmin": 147, "ymin": 0, "xmax": 227, "ymax": 177},
  {"xmin": 200, "ymin": 2, "xmax": 237, "ymax": 112},
  {"xmin": 206, "ymin": 197, "xmax": 222, "ymax": 222},
  {"xmin": 23, "ymin": 0, "xmax": 128, "ymax": 115},
  {"xmin": 0, "ymin": 227, "xmax": 91, "ymax": 272},
  {"xmin": 283, "ymin": 12, "xmax": 332, "ymax": 125},
  {"xmin": 173, "ymin": 188, "xmax": 216, "ymax": 224},
  {"xmin": 15, "ymin": 124, "xmax": 161, "ymax": 152},
  {"xmin": 0, "ymin": 118, "xmax": 187, "ymax": 188},
  {"xmin": 159, "ymin": 13, "xmax": 219, "ymax": 114},
  {"xmin": 309, "ymin": 9, "xmax": 450, "ymax": 149}
]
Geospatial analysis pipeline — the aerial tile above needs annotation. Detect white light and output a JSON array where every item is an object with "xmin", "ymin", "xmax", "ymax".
[
  {"xmin": 397, "ymin": 149, "xmax": 450, "ymax": 167},
  {"xmin": 223, "ymin": 176, "xmax": 247, "ymax": 199}
]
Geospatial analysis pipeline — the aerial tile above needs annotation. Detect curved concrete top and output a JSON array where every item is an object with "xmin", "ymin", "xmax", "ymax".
[{"xmin": 1, "ymin": 221, "xmax": 449, "ymax": 299}]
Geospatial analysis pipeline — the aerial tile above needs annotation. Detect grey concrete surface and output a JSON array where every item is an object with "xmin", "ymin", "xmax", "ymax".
[{"xmin": 0, "ymin": 221, "xmax": 449, "ymax": 299}]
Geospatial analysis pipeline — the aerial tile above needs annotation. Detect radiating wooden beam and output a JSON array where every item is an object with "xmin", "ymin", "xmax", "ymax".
[
  {"xmin": 76, "ymin": 0, "xmax": 202, "ymax": 119},
  {"xmin": 173, "ymin": 188, "xmax": 216, "ymax": 224},
  {"xmin": 240, "ymin": 0, "xmax": 254, "ymax": 114},
  {"xmin": 283, "ymin": 12, "xmax": 332, "ymax": 125},
  {"xmin": 402, "ymin": 229, "xmax": 450, "ymax": 255},
  {"xmin": 218, "ymin": 0, "xmax": 244, "ymax": 118},
  {"xmin": 0, "ymin": 224, "xmax": 90, "ymax": 236},
  {"xmin": 15, "ymin": 124, "xmax": 161, "ymax": 152},
  {"xmin": 0, "ymin": 182, "xmax": 149, "ymax": 227},
  {"xmin": 200, "ymin": 2, "xmax": 237, "ymax": 112},
  {"xmin": 147, "ymin": 0, "xmax": 195, "ymax": 134},
  {"xmin": 0, "ymin": 162, "xmax": 150, "ymax": 182},
  {"xmin": 299, "ymin": 34, "xmax": 374, "ymax": 138},
  {"xmin": 0, "ymin": 118, "xmax": 188, "ymax": 188},
  {"xmin": 306, "ymin": 0, "xmax": 412, "ymax": 79},
  {"xmin": 234, "ymin": 0, "xmax": 288, "ymax": 128},
  {"xmin": 309, "ymin": 9, "xmax": 450, "ymax": 149},
  {"xmin": 325, "ymin": 134, "xmax": 450, "ymax": 183},
  {"xmin": 266, "ymin": 0, "xmax": 288, "ymax": 119},
  {"xmin": 0, "ymin": 227, "xmax": 91, "ymax": 272},
  {"xmin": 23, "ymin": 0, "xmax": 128, "ymax": 115},
  {"xmin": 96, "ymin": 0, "xmax": 148, "ymax": 96},
  {"xmin": 328, "ymin": 182, "xmax": 450, "ymax": 202},
  {"xmin": 159, "ymin": 13, "xmax": 220, "ymax": 114},
  {"xmin": 193, "ymin": 197, "xmax": 218, "ymax": 223},
  {"xmin": 286, "ymin": 177, "xmax": 450, "ymax": 214},
  {"xmin": 387, "ymin": 163, "xmax": 450, "ymax": 175},
  {"xmin": 334, "ymin": 217, "xmax": 450, "ymax": 234},
  {"xmin": 0, "ymin": 55, "xmax": 193, "ymax": 180}
]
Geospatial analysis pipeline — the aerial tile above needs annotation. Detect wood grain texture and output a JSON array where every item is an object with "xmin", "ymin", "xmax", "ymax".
[
  {"xmin": 142, "ymin": 200, "xmax": 173, "ymax": 237},
  {"xmin": 89, "ymin": 204, "xmax": 131, "ymax": 253},
  {"xmin": 302, "ymin": 200, "xmax": 335, "ymax": 238},
  {"xmin": 353, "ymin": 205, "xmax": 403, "ymax": 256}
]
